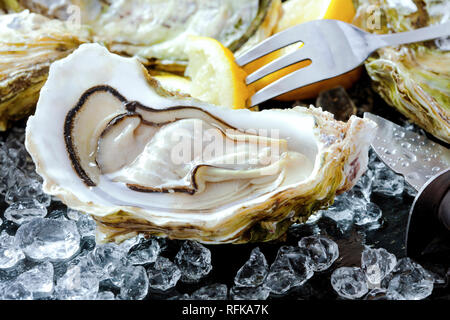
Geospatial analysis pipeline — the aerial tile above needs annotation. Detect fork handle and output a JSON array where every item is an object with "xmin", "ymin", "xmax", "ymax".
[{"xmin": 376, "ymin": 21, "xmax": 450, "ymax": 47}]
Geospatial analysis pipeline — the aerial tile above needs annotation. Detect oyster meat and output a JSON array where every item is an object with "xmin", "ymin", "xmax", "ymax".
[
  {"xmin": 0, "ymin": 10, "xmax": 89, "ymax": 130},
  {"xmin": 25, "ymin": 44, "xmax": 376, "ymax": 244}
]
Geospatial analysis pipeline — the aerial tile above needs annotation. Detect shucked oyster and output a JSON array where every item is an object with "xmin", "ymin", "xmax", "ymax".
[
  {"xmin": 25, "ymin": 44, "xmax": 376, "ymax": 244},
  {"xmin": 0, "ymin": 10, "xmax": 89, "ymax": 130}
]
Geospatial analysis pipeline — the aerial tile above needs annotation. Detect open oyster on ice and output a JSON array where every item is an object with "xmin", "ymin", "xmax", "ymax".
[{"xmin": 25, "ymin": 44, "xmax": 376, "ymax": 244}]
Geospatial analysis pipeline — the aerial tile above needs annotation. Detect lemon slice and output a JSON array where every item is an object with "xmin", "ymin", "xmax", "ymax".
[
  {"xmin": 244, "ymin": 0, "xmax": 358, "ymax": 101},
  {"xmin": 184, "ymin": 35, "xmax": 251, "ymax": 109},
  {"xmin": 275, "ymin": 0, "xmax": 356, "ymax": 33},
  {"xmin": 153, "ymin": 73, "xmax": 192, "ymax": 96}
]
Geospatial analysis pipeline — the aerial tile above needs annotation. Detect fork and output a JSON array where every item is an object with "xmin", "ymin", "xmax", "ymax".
[{"xmin": 235, "ymin": 19, "xmax": 450, "ymax": 106}]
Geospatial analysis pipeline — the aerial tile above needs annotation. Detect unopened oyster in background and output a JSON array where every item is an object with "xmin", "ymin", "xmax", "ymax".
[
  {"xmin": 0, "ymin": 10, "xmax": 89, "ymax": 130},
  {"xmin": 354, "ymin": 0, "xmax": 450, "ymax": 143},
  {"xmin": 3, "ymin": 0, "xmax": 281, "ymax": 68},
  {"xmin": 0, "ymin": 0, "xmax": 281, "ymax": 129},
  {"xmin": 25, "ymin": 43, "xmax": 376, "ymax": 244}
]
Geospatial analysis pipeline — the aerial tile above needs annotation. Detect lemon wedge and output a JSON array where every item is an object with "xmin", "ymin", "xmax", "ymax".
[
  {"xmin": 184, "ymin": 35, "xmax": 251, "ymax": 109},
  {"xmin": 244, "ymin": 0, "xmax": 358, "ymax": 101},
  {"xmin": 153, "ymin": 72, "xmax": 192, "ymax": 96},
  {"xmin": 275, "ymin": 0, "xmax": 355, "ymax": 33}
]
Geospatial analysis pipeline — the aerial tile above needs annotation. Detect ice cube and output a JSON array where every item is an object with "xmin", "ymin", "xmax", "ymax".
[
  {"xmin": 234, "ymin": 247, "xmax": 268, "ymax": 287},
  {"xmin": 191, "ymin": 283, "xmax": 228, "ymax": 300},
  {"xmin": 354, "ymin": 169, "xmax": 374, "ymax": 202},
  {"xmin": 55, "ymin": 265, "xmax": 99, "ymax": 300},
  {"xmin": 5, "ymin": 178, "xmax": 51, "ymax": 207},
  {"xmin": 15, "ymin": 261, "xmax": 54, "ymax": 298},
  {"xmin": 364, "ymin": 288, "xmax": 390, "ymax": 300},
  {"xmin": 0, "ymin": 230, "xmax": 15, "ymax": 247},
  {"xmin": 298, "ymin": 235, "xmax": 339, "ymax": 272},
  {"xmin": 167, "ymin": 293, "xmax": 191, "ymax": 300},
  {"xmin": 76, "ymin": 214, "xmax": 96, "ymax": 238},
  {"xmin": 15, "ymin": 218, "xmax": 80, "ymax": 261},
  {"xmin": 361, "ymin": 247, "xmax": 397, "ymax": 286},
  {"xmin": 86, "ymin": 243, "xmax": 127, "ymax": 281},
  {"xmin": 147, "ymin": 256, "xmax": 181, "ymax": 291},
  {"xmin": 0, "ymin": 282, "xmax": 33, "ymax": 300},
  {"xmin": 96, "ymin": 291, "xmax": 116, "ymax": 300},
  {"xmin": 4, "ymin": 200, "xmax": 47, "ymax": 225},
  {"xmin": 404, "ymin": 182, "xmax": 418, "ymax": 197},
  {"xmin": 46, "ymin": 209, "xmax": 68, "ymax": 221},
  {"xmin": 118, "ymin": 234, "xmax": 145, "ymax": 253},
  {"xmin": 322, "ymin": 195, "xmax": 356, "ymax": 231},
  {"xmin": 0, "ymin": 246, "xmax": 25, "ymax": 270},
  {"xmin": 230, "ymin": 285, "xmax": 270, "ymax": 300},
  {"xmin": 0, "ymin": 231, "xmax": 25, "ymax": 270},
  {"xmin": 174, "ymin": 241, "xmax": 212, "ymax": 283},
  {"xmin": 372, "ymin": 164, "xmax": 404, "ymax": 196},
  {"xmin": 127, "ymin": 238, "xmax": 160, "ymax": 265},
  {"xmin": 264, "ymin": 246, "xmax": 313, "ymax": 295},
  {"xmin": 382, "ymin": 258, "xmax": 434, "ymax": 300},
  {"xmin": 119, "ymin": 266, "xmax": 149, "ymax": 300},
  {"xmin": 263, "ymin": 268, "xmax": 298, "ymax": 295},
  {"xmin": 331, "ymin": 267, "xmax": 369, "ymax": 299},
  {"xmin": 353, "ymin": 203, "xmax": 382, "ymax": 227},
  {"xmin": 66, "ymin": 209, "xmax": 83, "ymax": 221}
]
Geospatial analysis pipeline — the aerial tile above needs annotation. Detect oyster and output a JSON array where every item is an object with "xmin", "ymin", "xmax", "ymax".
[
  {"xmin": 0, "ymin": 0, "xmax": 281, "ymax": 129},
  {"xmin": 0, "ymin": 10, "xmax": 89, "ymax": 130},
  {"xmin": 25, "ymin": 44, "xmax": 376, "ymax": 244},
  {"xmin": 354, "ymin": 0, "xmax": 450, "ymax": 143},
  {"xmin": 5, "ymin": 0, "xmax": 281, "ymax": 66}
]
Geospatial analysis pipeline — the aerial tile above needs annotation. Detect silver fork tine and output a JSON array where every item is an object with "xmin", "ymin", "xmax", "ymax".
[
  {"xmin": 235, "ymin": 22, "xmax": 315, "ymax": 66},
  {"xmin": 245, "ymin": 45, "xmax": 312, "ymax": 85},
  {"xmin": 244, "ymin": 19, "xmax": 450, "ymax": 106},
  {"xmin": 250, "ymin": 62, "xmax": 334, "ymax": 106}
]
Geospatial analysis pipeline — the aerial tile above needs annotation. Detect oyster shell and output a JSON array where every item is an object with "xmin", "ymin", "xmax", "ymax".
[
  {"xmin": 0, "ymin": 1, "xmax": 280, "ymax": 129},
  {"xmin": 25, "ymin": 44, "xmax": 376, "ymax": 244},
  {"xmin": 354, "ymin": 0, "xmax": 450, "ymax": 143},
  {"xmin": 0, "ymin": 10, "xmax": 89, "ymax": 130},
  {"xmin": 5, "ymin": 0, "xmax": 281, "ymax": 65}
]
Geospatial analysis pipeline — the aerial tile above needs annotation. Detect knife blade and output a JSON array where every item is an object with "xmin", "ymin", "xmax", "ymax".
[
  {"xmin": 363, "ymin": 113, "xmax": 450, "ymax": 191},
  {"xmin": 364, "ymin": 113, "xmax": 450, "ymax": 261}
]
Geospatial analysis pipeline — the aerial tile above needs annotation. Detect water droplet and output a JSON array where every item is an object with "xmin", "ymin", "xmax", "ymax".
[
  {"xmin": 384, "ymin": 149, "xmax": 397, "ymax": 155},
  {"xmin": 402, "ymin": 151, "xmax": 417, "ymax": 162},
  {"xmin": 432, "ymin": 167, "xmax": 441, "ymax": 173},
  {"xmin": 394, "ymin": 131, "xmax": 406, "ymax": 139},
  {"xmin": 401, "ymin": 142, "xmax": 412, "ymax": 149},
  {"xmin": 406, "ymin": 172, "xmax": 420, "ymax": 180}
]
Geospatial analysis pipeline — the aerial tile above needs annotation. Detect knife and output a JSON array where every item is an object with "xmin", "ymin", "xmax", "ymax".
[{"xmin": 364, "ymin": 113, "xmax": 450, "ymax": 261}]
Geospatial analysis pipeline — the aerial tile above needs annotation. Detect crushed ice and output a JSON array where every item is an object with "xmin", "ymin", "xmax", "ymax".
[{"xmin": 0, "ymin": 121, "xmax": 439, "ymax": 300}]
